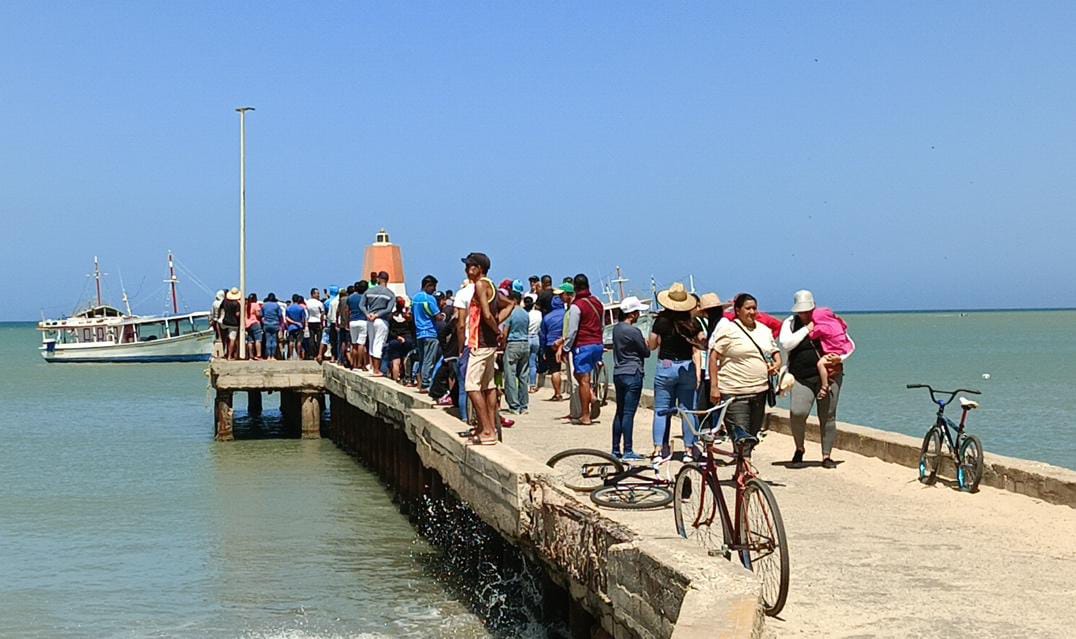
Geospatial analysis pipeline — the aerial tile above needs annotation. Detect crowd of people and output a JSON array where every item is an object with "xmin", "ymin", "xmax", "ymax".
[{"xmin": 211, "ymin": 256, "xmax": 853, "ymax": 467}]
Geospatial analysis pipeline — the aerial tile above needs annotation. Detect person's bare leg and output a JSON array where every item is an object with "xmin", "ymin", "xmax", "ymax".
[
  {"xmin": 255, "ymin": 338, "xmax": 263, "ymax": 360},
  {"xmin": 551, "ymin": 372, "xmax": 562, "ymax": 399},
  {"xmin": 468, "ymin": 390, "xmax": 488, "ymax": 439},
  {"xmin": 483, "ymin": 388, "xmax": 499, "ymax": 439},
  {"xmin": 577, "ymin": 373, "xmax": 593, "ymax": 424},
  {"xmin": 391, "ymin": 358, "xmax": 401, "ymax": 381},
  {"xmin": 817, "ymin": 360, "xmax": 830, "ymax": 399}
]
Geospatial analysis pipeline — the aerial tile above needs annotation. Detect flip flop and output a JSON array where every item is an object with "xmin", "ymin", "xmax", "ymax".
[
  {"xmin": 469, "ymin": 436, "xmax": 498, "ymax": 446},
  {"xmin": 457, "ymin": 429, "xmax": 477, "ymax": 438}
]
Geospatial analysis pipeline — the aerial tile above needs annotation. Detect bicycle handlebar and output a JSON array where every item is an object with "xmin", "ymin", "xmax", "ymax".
[
  {"xmin": 655, "ymin": 399, "xmax": 736, "ymax": 437},
  {"xmin": 907, "ymin": 383, "xmax": 982, "ymax": 407}
]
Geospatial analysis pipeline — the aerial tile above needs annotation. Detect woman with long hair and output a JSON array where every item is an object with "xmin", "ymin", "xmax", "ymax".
[{"xmin": 649, "ymin": 283, "xmax": 705, "ymax": 461}]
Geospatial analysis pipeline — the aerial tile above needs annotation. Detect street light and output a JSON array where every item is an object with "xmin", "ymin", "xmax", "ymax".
[{"xmin": 236, "ymin": 106, "xmax": 254, "ymax": 360}]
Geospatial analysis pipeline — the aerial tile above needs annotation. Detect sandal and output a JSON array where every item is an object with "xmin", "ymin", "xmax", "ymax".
[{"xmin": 469, "ymin": 435, "xmax": 499, "ymax": 446}]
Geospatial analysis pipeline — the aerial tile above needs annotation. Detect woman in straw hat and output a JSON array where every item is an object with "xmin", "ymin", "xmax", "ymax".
[
  {"xmin": 648, "ymin": 283, "xmax": 705, "ymax": 462},
  {"xmin": 695, "ymin": 293, "xmax": 731, "ymax": 413},
  {"xmin": 220, "ymin": 287, "xmax": 242, "ymax": 360}
]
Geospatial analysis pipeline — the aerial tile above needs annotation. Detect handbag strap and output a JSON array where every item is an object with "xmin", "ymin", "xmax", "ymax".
[{"xmin": 733, "ymin": 320, "xmax": 772, "ymax": 364}]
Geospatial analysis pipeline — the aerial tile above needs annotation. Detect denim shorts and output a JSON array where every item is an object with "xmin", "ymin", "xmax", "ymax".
[
  {"xmin": 573, "ymin": 344, "xmax": 604, "ymax": 375},
  {"xmin": 246, "ymin": 323, "xmax": 264, "ymax": 342}
]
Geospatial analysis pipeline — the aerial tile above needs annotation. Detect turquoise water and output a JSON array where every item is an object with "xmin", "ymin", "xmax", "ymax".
[
  {"xmin": 1, "ymin": 311, "xmax": 1073, "ymax": 635},
  {"xmin": 636, "ymin": 310, "xmax": 1076, "ymax": 470},
  {"xmin": 0, "ymin": 323, "xmax": 492, "ymax": 638}
]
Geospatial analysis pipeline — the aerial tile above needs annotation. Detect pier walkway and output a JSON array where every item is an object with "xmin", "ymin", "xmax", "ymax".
[{"xmin": 209, "ymin": 359, "xmax": 1076, "ymax": 638}]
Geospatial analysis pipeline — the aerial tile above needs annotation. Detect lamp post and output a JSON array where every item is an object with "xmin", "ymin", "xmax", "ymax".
[{"xmin": 236, "ymin": 106, "xmax": 254, "ymax": 359}]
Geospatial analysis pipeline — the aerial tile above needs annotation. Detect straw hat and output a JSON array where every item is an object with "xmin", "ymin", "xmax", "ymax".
[
  {"xmin": 226, "ymin": 287, "xmax": 242, "ymax": 301},
  {"xmin": 657, "ymin": 283, "xmax": 697, "ymax": 312},
  {"xmin": 698, "ymin": 292, "xmax": 729, "ymax": 311}
]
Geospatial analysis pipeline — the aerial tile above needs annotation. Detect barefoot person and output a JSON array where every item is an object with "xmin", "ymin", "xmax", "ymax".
[
  {"xmin": 462, "ymin": 252, "xmax": 514, "ymax": 444},
  {"xmin": 779, "ymin": 290, "xmax": 853, "ymax": 469}
]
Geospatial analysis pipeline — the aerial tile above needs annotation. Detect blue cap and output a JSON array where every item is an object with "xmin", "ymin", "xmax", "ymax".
[
  {"xmin": 511, "ymin": 279, "xmax": 525, "ymax": 294},
  {"xmin": 328, "ymin": 285, "xmax": 339, "ymax": 296}
]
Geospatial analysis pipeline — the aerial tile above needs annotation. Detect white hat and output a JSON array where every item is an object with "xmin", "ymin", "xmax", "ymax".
[
  {"xmin": 791, "ymin": 290, "xmax": 816, "ymax": 313},
  {"xmin": 619, "ymin": 296, "xmax": 649, "ymax": 314}
]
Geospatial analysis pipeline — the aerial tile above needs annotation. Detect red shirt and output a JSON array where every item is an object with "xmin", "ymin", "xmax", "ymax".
[{"xmin": 572, "ymin": 290, "xmax": 605, "ymax": 348}]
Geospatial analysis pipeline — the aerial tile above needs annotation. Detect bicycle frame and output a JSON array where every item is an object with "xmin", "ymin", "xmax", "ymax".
[
  {"xmin": 663, "ymin": 399, "xmax": 763, "ymax": 558},
  {"xmin": 910, "ymin": 384, "xmax": 981, "ymax": 458}
]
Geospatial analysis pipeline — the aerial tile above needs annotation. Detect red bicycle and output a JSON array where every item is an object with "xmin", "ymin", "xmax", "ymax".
[{"xmin": 661, "ymin": 400, "xmax": 790, "ymax": 617}]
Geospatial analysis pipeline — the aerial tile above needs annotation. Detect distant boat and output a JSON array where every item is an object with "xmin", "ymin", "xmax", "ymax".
[
  {"xmin": 37, "ymin": 254, "xmax": 214, "ymax": 363},
  {"xmin": 599, "ymin": 266, "xmax": 654, "ymax": 347}
]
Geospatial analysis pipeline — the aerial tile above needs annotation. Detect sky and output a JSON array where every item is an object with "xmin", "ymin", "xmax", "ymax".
[{"xmin": 3, "ymin": 2, "xmax": 1075, "ymax": 321}]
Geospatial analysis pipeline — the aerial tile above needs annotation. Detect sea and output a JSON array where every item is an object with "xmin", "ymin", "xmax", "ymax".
[{"xmin": 1, "ymin": 310, "xmax": 1073, "ymax": 637}]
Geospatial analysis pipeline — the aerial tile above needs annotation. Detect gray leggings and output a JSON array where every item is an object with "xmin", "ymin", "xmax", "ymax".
[{"xmin": 789, "ymin": 374, "xmax": 842, "ymax": 457}]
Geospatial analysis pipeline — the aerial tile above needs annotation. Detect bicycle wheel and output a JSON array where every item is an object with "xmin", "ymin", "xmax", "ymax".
[
  {"xmin": 918, "ymin": 428, "xmax": 942, "ymax": 485},
  {"xmin": 739, "ymin": 479, "xmax": 790, "ymax": 617},
  {"xmin": 546, "ymin": 449, "xmax": 624, "ymax": 492},
  {"xmin": 673, "ymin": 464, "xmax": 726, "ymax": 557},
  {"xmin": 957, "ymin": 434, "xmax": 984, "ymax": 492},
  {"xmin": 591, "ymin": 483, "xmax": 673, "ymax": 510},
  {"xmin": 593, "ymin": 364, "xmax": 609, "ymax": 407}
]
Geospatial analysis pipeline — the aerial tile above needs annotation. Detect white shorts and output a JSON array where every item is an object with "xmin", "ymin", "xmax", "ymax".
[
  {"xmin": 369, "ymin": 318, "xmax": 389, "ymax": 359},
  {"xmin": 349, "ymin": 320, "xmax": 368, "ymax": 345}
]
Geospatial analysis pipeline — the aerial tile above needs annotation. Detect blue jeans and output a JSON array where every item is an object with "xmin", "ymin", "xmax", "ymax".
[
  {"xmin": 613, "ymin": 371, "xmax": 644, "ymax": 454},
  {"xmin": 528, "ymin": 336, "xmax": 540, "ymax": 386},
  {"xmin": 503, "ymin": 341, "xmax": 530, "ymax": 412},
  {"xmin": 652, "ymin": 359, "xmax": 698, "ymax": 450},
  {"xmin": 457, "ymin": 348, "xmax": 470, "ymax": 423},
  {"xmin": 263, "ymin": 326, "xmax": 279, "ymax": 359},
  {"xmin": 418, "ymin": 337, "xmax": 440, "ymax": 389}
]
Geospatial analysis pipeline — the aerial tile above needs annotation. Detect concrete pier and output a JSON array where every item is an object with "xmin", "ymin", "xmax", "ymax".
[
  {"xmin": 208, "ymin": 359, "xmax": 1076, "ymax": 638},
  {"xmin": 208, "ymin": 360, "xmax": 325, "ymax": 441}
]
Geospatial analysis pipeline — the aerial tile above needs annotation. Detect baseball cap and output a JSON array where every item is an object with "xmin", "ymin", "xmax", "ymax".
[
  {"xmin": 461, "ymin": 252, "xmax": 491, "ymax": 271},
  {"xmin": 511, "ymin": 279, "xmax": 525, "ymax": 294},
  {"xmin": 553, "ymin": 282, "xmax": 575, "ymax": 295},
  {"xmin": 377, "ymin": 270, "xmax": 390, "ymax": 281}
]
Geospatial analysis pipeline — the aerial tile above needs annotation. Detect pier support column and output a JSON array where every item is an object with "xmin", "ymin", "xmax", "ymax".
[
  {"xmin": 301, "ymin": 392, "xmax": 322, "ymax": 439},
  {"xmin": 215, "ymin": 391, "xmax": 234, "ymax": 442},
  {"xmin": 247, "ymin": 391, "xmax": 262, "ymax": 418}
]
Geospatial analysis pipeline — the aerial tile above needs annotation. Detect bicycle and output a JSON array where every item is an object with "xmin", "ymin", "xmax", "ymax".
[
  {"xmin": 546, "ymin": 448, "xmax": 674, "ymax": 509},
  {"xmin": 907, "ymin": 384, "xmax": 984, "ymax": 492},
  {"xmin": 663, "ymin": 400, "xmax": 790, "ymax": 617}
]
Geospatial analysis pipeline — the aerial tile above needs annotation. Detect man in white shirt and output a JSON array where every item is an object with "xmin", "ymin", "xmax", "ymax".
[
  {"xmin": 453, "ymin": 281, "xmax": 474, "ymax": 423},
  {"xmin": 306, "ymin": 288, "xmax": 325, "ymax": 358}
]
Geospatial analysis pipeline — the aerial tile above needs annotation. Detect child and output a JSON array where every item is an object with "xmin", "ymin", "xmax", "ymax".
[{"xmin": 808, "ymin": 307, "xmax": 855, "ymax": 399}]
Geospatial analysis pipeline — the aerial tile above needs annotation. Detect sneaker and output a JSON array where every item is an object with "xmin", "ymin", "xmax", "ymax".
[
  {"xmin": 822, "ymin": 457, "xmax": 837, "ymax": 469},
  {"xmin": 436, "ymin": 395, "xmax": 454, "ymax": 407},
  {"xmin": 622, "ymin": 451, "xmax": 644, "ymax": 462},
  {"xmin": 611, "ymin": 450, "xmax": 622, "ymax": 460},
  {"xmin": 791, "ymin": 449, "xmax": 804, "ymax": 465}
]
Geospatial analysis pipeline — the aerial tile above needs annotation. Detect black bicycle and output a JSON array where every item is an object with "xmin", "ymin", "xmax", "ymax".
[{"xmin": 908, "ymin": 384, "xmax": 984, "ymax": 492}]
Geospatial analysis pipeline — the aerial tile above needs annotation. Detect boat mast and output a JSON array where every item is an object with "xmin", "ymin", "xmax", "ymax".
[
  {"xmin": 166, "ymin": 251, "xmax": 180, "ymax": 314},
  {"xmin": 611, "ymin": 266, "xmax": 629, "ymax": 302},
  {"xmin": 93, "ymin": 256, "xmax": 103, "ymax": 307}
]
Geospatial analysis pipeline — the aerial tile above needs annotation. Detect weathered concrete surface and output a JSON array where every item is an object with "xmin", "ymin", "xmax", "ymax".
[
  {"xmin": 209, "ymin": 359, "xmax": 325, "ymax": 391},
  {"xmin": 322, "ymin": 363, "xmax": 765, "ymax": 639},
  {"xmin": 507, "ymin": 386, "xmax": 1076, "ymax": 638},
  {"xmin": 765, "ymin": 407, "xmax": 1076, "ymax": 508}
]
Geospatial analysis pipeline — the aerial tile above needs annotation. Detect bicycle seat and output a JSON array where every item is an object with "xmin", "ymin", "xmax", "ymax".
[{"xmin": 959, "ymin": 397, "xmax": 980, "ymax": 410}]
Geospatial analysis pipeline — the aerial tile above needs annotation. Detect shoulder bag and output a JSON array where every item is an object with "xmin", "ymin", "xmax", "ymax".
[{"xmin": 734, "ymin": 321, "xmax": 779, "ymax": 407}]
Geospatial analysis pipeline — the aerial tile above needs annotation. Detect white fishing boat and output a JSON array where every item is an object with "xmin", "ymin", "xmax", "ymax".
[
  {"xmin": 599, "ymin": 267, "xmax": 655, "ymax": 347},
  {"xmin": 37, "ymin": 254, "xmax": 214, "ymax": 363}
]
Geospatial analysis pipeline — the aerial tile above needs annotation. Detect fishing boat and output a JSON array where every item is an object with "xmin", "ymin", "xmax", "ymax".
[
  {"xmin": 599, "ymin": 267, "xmax": 655, "ymax": 347},
  {"xmin": 37, "ymin": 254, "xmax": 214, "ymax": 363}
]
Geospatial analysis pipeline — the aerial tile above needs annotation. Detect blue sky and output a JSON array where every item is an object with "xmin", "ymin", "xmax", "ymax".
[{"xmin": 3, "ymin": 2, "xmax": 1075, "ymax": 320}]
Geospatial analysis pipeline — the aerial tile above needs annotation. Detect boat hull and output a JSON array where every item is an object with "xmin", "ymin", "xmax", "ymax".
[{"xmin": 41, "ymin": 330, "xmax": 214, "ymax": 363}]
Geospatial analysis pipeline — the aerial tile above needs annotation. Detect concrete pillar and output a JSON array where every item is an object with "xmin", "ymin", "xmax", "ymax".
[
  {"xmin": 247, "ymin": 391, "xmax": 262, "ymax": 418},
  {"xmin": 215, "ymin": 391, "xmax": 234, "ymax": 442},
  {"xmin": 301, "ymin": 392, "xmax": 321, "ymax": 439}
]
